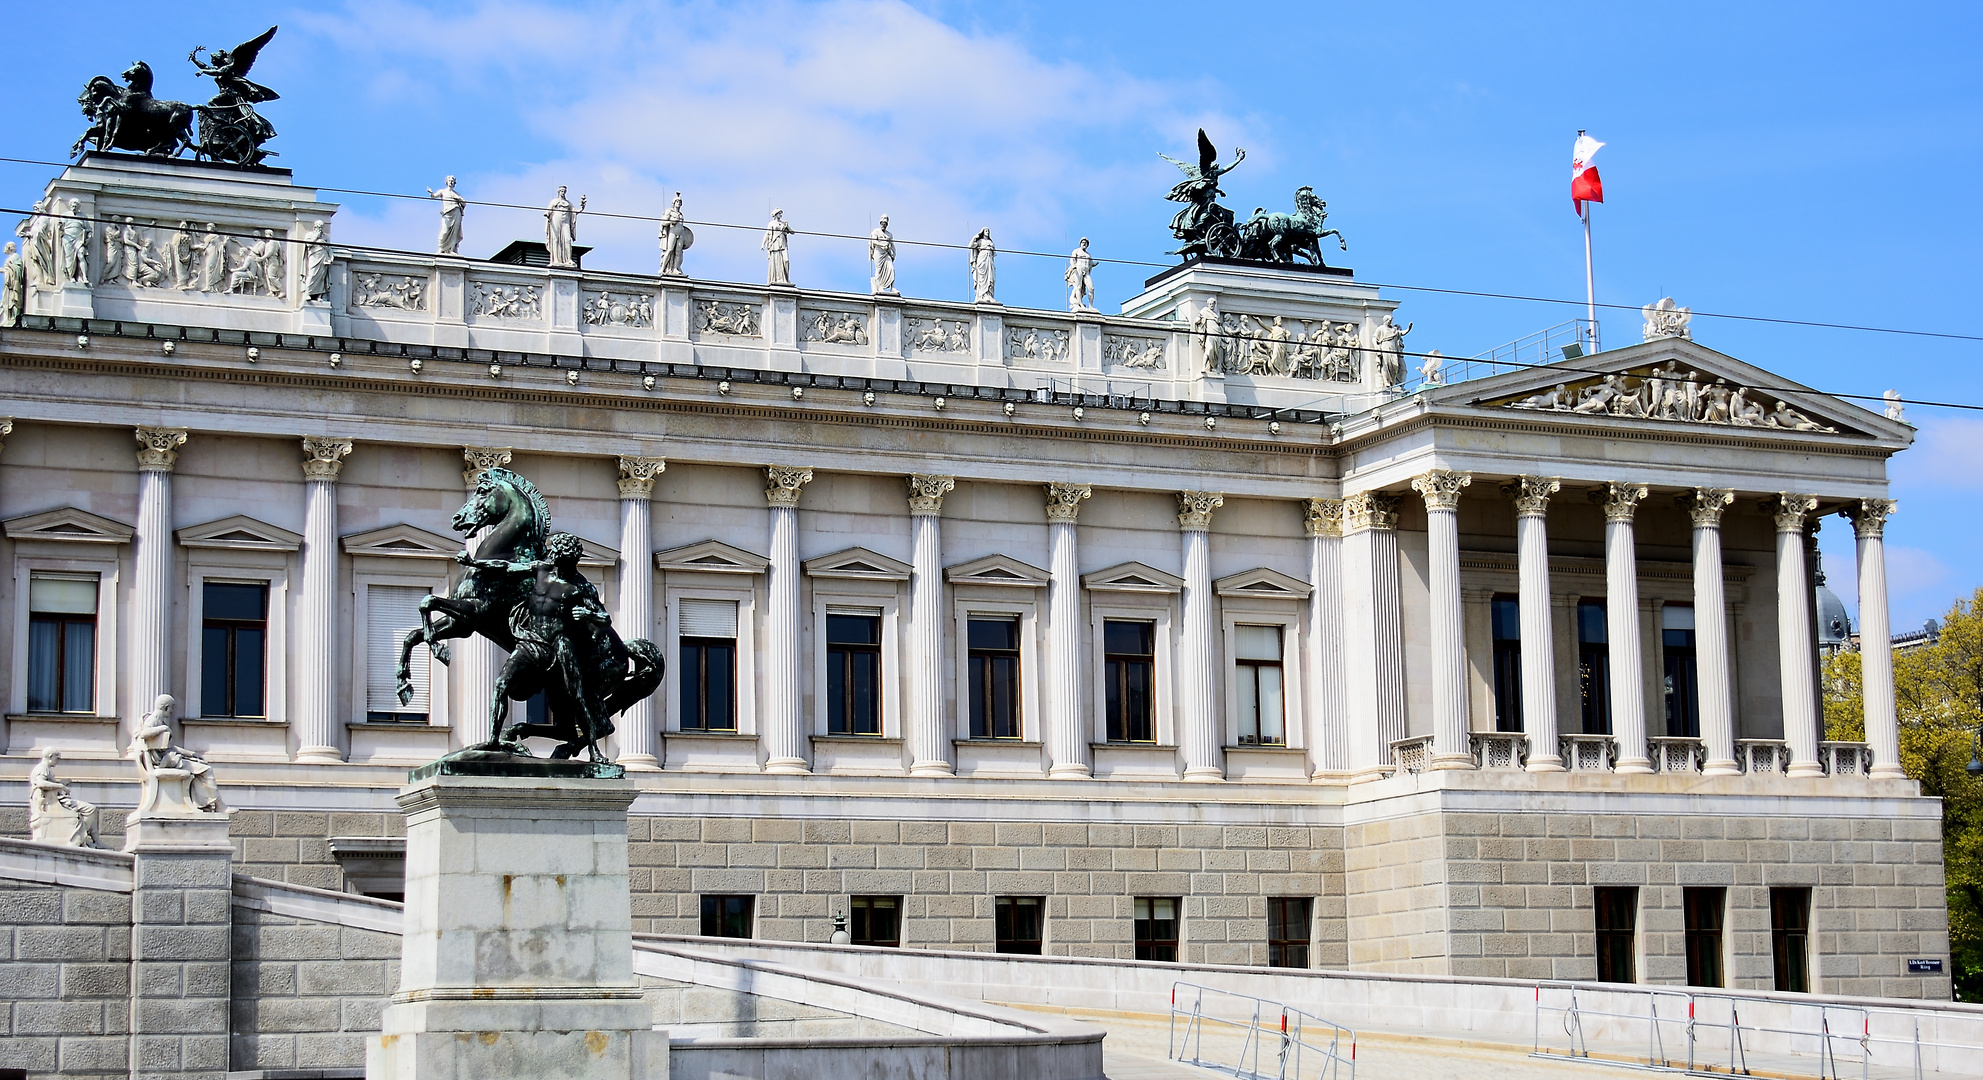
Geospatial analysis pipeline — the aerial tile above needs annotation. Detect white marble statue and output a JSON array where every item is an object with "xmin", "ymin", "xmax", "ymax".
[
  {"xmin": 29, "ymin": 748, "xmax": 100, "ymax": 848},
  {"xmin": 657, "ymin": 192, "xmax": 692, "ymax": 277},
  {"xmin": 101, "ymin": 216, "xmax": 124, "ymax": 284},
  {"xmin": 196, "ymin": 223, "xmax": 229, "ymax": 292},
  {"xmin": 58, "ymin": 199, "xmax": 90, "ymax": 285},
  {"xmin": 1371, "ymin": 314, "xmax": 1410, "ymax": 387},
  {"xmin": 545, "ymin": 186, "xmax": 585, "ymax": 269},
  {"xmin": 15, "ymin": 202, "xmax": 48, "ymax": 292},
  {"xmin": 869, "ymin": 215, "xmax": 896, "ymax": 294},
  {"xmin": 428, "ymin": 176, "xmax": 466, "ymax": 255},
  {"xmin": 1642, "ymin": 296, "xmax": 1693, "ymax": 341},
  {"xmin": 1193, "ymin": 298, "xmax": 1224, "ymax": 373},
  {"xmin": 1, "ymin": 242, "xmax": 22, "ymax": 326},
  {"xmin": 302, "ymin": 220, "xmax": 332, "ymax": 301},
  {"xmin": 256, "ymin": 229, "xmax": 286, "ymax": 299},
  {"xmin": 1883, "ymin": 389, "xmax": 1904, "ymax": 422},
  {"xmin": 762, "ymin": 209, "xmax": 793, "ymax": 286},
  {"xmin": 1065, "ymin": 237, "xmax": 1095, "ymax": 311},
  {"xmin": 163, "ymin": 222, "xmax": 193, "ymax": 289},
  {"xmin": 966, "ymin": 228, "xmax": 997, "ymax": 304},
  {"xmin": 1265, "ymin": 316, "xmax": 1293, "ymax": 375},
  {"xmin": 1419, "ymin": 349, "xmax": 1445, "ymax": 386},
  {"xmin": 120, "ymin": 218, "xmax": 145, "ymax": 284},
  {"xmin": 129, "ymin": 694, "xmax": 222, "ymax": 815}
]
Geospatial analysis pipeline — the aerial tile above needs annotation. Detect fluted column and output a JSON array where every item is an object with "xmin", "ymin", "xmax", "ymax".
[
  {"xmin": 1771, "ymin": 493, "xmax": 1824, "ymax": 776},
  {"xmin": 1341, "ymin": 492, "xmax": 1404, "ymax": 778},
  {"xmin": 763, "ymin": 465, "xmax": 814, "ymax": 774},
  {"xmin": 1303, "ymin": 498, "xmax": 1350, "ymax": 779},
  {"xmin": 615, "ymin": 456, "xmax": 666, "ymax": 771},
  {"xmin": 1845, "ymin": 499, "xmax": 1904, "ymax": 779},
  {"xmin": 1045, "ymin": 482, "xmax": 1093, "ymax": 778},
  {"xmin": 1411, "ymin": 472, "xmax": 1474, "ymax": 769},
  {"xmin": 1177, "ymin": 491, "xmax": 1225, "ymax": 782},
  {"xmin": 458, "ymin": 447, "xmax": 513, "ymax": 746},
  {"xmin": 1687, "ymin": 488, "xmax": 1740, "ymax": 774},
  {"xmin": 294, "ymin": 437, "xmax": 353, "ymax": 763},
  {"xmin": 132, "ymin": 428, "xmax": 188, "ymax": 718},
  {"xmin": 1508, "ymin": 477, "xmax": 1564, "ymax": 772},
  {"xmin": 907, "ymin": 475, "xmax": 957, "ymax": 776},
  {"xmin": 1600, "ymin": 483, "xmax": 1652, "ymax": 773}
]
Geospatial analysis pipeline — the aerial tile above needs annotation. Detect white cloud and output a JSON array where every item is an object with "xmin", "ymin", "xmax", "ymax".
[{"xmin": 1893, "ymin": 415, "xmax": 1983, "ymax": 493}]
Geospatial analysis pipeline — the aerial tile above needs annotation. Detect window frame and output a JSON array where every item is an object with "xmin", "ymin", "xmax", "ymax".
[
  {"xmin": 1770, "ymin": 886, "xmax": 1813, "ymax": 993},
  {"xmin": 1266, "ymin": 896, "xmax": 1312, "ymax": 969},
  {"xmin": 664, "ymin": 580, "xmax": 760, "ymax": 737},
  {"xmin": 26, "ymin": 575, "xmax": 99, "ymax": 715},
  {"xmin": 11, "ymin": 555, "xmax": 121, "ymax": 720},
  {"xmin": 349, "ymin": 567, "xmax": 453, "ymax": 730},
  {"xmin": 994, "ymin": 895, "xmax": 1045, "ymax": 955},
  {"xmin": 1088, "ymin": 599, "xmax": 1176, "ymax": 748},
  {"xmin": 1682, "ymin": 886, "xmax": 1726, "ymax": 989},
  {"xmin": 1102, "ymin": 617, "xmax": 1159, "ymax": 744},
  {"xmin": 965, "ymin": 613, "xmax": 1024, "ymax": 740},
  {"xmin": 1223, "ymin": 615, "xmax": 1301, "ymax": 749},
  {"xmin": 810, "ymin": 589, "xmax": 901, "ymax": 740},
  {"xmin": 198, "ymin": 579, "xmax": 272, "ymax": 720},
  {"xmin": 1577, "ymin": 599, "xmax": 1612, "ymax": 735},
  {"xmin": 1593, "ymin": 885, "xmax": 1637, "ymax": 984},
  {"xmin": 824, "ymin": 610, "xmax": 885, "ymax": 736},
  {"xmin": 849, "ymin": 894, "xmax": 902, "ymax": 948},
  {"xmin": 699, "ymin": 894, "xmax": 755, "ymax": 939},
  {"xmin": 1490, "ymin": 594, "xmax": 1523, "ymax": 733},
  {"xmin": 1134, "ymin": 896, "xmax": 1181, "ymax": 962},
  {"xmin": 1662, "ymin": 603, "xmax": 1701, "ymax": 738}
]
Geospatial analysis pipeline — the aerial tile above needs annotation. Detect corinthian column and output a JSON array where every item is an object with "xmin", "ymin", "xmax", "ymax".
[
  {"xmin": 615, "ymin": 456, "xmax": 666, "ymax": 771},
  {"xmin": 763, "ymin": 465, "xmax": 814, "ymax": 774},
  {"xmin": 1771, "ymin": 493, "xmax": 1824, "ymax": 776},
  {"xmin": 1508, "ymin": 476, "xmax": 1564, "ymax": 772},
  {"xmin": 1412, "ymin": 472, "xmax": 1474, "ymax": 769},
  {"xmin": 1177, "ymin": 491, "xmax": 1225, "ymax": 782},
  {"xmin": 458, "ymin": 447, "xmax": 513, "ymax": 746},
  {"xmin": 1045, "ymin": 482, "xmax": 1093, "ymax": 778},
  {"xmin": 907, "ymin": 474, "xmax": 957, "ymax": 776},
  {"xmin": 133, "ymin": 427, "xmax": 188, "ymax": 717},
  {"xmin": 1303, "ymin": 498, "xmax": 1350, "ymax": 779},
  {"xmin": 1687, "ymin": 488, "xmax": 1740, "ymax": 775},
  {"xmin": 1599, "ymin": 482, "xmax": 1652, "ymax": 773},
  {"xmin": 1844, "ymin": 499, "xmax": 1904, "ymax": 779},
  {"xmin": 294, "ymin": 437, "xmax": 353, "ymax": 764},
  {"xmin": 1341, "ymin": 491, "xmax": 1404, "ymax": 778}
]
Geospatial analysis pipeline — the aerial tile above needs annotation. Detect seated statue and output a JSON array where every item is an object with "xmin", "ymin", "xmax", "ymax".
[
  {"xmin": 129, "ymin": 694, "xmax": 222, "ymax": 814},
  {"xmin": 28, "ymin": 748, "xmax": 100, "ymax": 848}
]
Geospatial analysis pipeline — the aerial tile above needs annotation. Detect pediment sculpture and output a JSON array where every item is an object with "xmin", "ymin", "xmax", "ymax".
[{"xmin": 1503, "ymin": 360, "xmax": 1838, "ymax": 432}]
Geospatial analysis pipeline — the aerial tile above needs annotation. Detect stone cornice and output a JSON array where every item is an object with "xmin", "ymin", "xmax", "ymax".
[
  {"xmin": 135, "ymin": 426, "xmax": 188, "ymax": 472},
  {"xmin": 300, "ymin": 436, "xmax": 353, "ymax": 481}
]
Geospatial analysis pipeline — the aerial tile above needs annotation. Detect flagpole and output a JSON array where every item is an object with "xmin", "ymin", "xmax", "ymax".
[{"xmin": 1582, "ymin": 201, "xmax": 1597, "ymax": 352}]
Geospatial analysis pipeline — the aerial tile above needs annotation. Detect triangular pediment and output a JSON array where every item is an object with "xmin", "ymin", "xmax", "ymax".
[
  {"xmin": 944, "ymin": 553, "xmax": 1050, "ymax": 588},
  {"xmin": 1082, "ymin": 561, "xmax": 1185, "ymax": 594},
  {"xmin": 804, "ymin": 546, "xmax": 913, "ymax": 581},
  {"xmin": 2, "ymin": 507, "xmax": 135, "ymax": 545},
  {"xmin": 1442, "ymin": 337, "xmax": 1901, "ymax": 441},
  {"xmin": 653, "ymin": 539, "xmax": 770, "ymax": 575},
  {"xmin": 341, "ymin": 523, "xmax": 460, "ymax": 560},
  {"xmin": 176, "ymin": 515, "xmax": 302, "ymax": 552},
  {"xmin": 573, "ymin": 537, "xmax": 618, "ymax": 568},
  {"xmin": 1213, "ymin": 566, "xmax": 1313, "ymax": 599}
]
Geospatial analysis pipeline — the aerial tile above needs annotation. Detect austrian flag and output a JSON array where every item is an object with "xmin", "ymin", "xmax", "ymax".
[{"xmin": 1572, "ymin": 133, "xmax": 1605, "ymax": 213}]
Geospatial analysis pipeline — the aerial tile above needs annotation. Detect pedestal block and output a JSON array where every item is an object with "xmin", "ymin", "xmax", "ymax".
[{"xmin": 368, "ymin": 770, "xmax": 665, "ymax": 1080}]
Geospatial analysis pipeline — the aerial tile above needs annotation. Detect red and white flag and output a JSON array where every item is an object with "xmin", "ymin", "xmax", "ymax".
[{"xmin": 1572, "ymin": 133, "xmax": 1605, "ymax": 213}]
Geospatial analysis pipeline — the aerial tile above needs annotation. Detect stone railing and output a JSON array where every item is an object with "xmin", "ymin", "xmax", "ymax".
[
  {"xmin": 1647, "ymin": 737, "xmax": 1705, "ymax": 774},
  {"xmin": 1389, "ymin": 735, "xmax": 1435, "ymax": 774},
  {"xmin": 1470, "ymin": 732, "xmax": 1527, "ymax": 771},
  {"xmin": 1559, "ymin": 734, "xmax": 1615, "ymax": 772},
  {"xmin": 1821, "ymin": 741, "xmax": 1873, "ymax": 777},
  {"xmin": 1735, "ymin": 739, "xmax": 1790, "ymax": 775}
]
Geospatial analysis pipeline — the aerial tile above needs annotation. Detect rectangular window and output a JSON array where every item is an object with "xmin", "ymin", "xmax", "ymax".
[
  {"xmin": 366, "ymin": 584, "xmax": 431, "ymax": 722},
  {"xmin": 680, "ymin": 598, "xmax": 738, "ymax": 732},
  {"xmin": 699, "ymin": 894, "xmax": 754, "ymax": 939},
  {"xmin": 1134, "ymin": 897, "xmax": 1180, "ymax": 962},
  {"xmin": 1578, "ymin": 600, "xmax": 1611, "ymax": 735},
  {"xmin": 1663, "ymin": 605, "xmax": 1700, "ymax": 738},
  {"xmin": 1104, "ymin": 620, "xmax": 1156, "ymax": 743},
  {"xmin": 967, "ymin": 616, "xmax": 1021, "ymax": 739},
  {"xmin": 1683, "ymin": 887, "xmax": 1725, "ymax": 988},
  {"xmin": 850, "ymin": 895, "xmax": 900, "ymax": 947},
  {"xmin": 1771, "ymin": 887, "xmax": 1812, "ymax": 993},
  {"xmin": 1491, "ymin": 596, "xmax": 1523, "ymax": 732},
  {"xmin": 27, "ymin": 573, "xmax": 98, "ymax": 714},
  {"xmin": 826, "ymin": 612, "xmax": 882, "ymax": 735},
  {"xmin": 1267, "ymin": 897, "xmax": 1311, "ymax": 969},
  {"xmin": 200, "ymin": 581, "xmax": 268, "ymax": 718},
  {"xmin": 1594, "ymin": 886, "xmax": 1637, "ymax": 984},
  {"xmin": 1234, "ymin": 625, "xmax": 1285, "ymax": 745},
  {"xmin": 994, "ymin": 896, "xmax": 1044, "ymax": 955}
]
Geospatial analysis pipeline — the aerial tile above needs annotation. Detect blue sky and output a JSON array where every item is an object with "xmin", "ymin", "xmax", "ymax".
[{"xmin": 4, "ymin": 1, "xmax": 1979, "ymax": 629}]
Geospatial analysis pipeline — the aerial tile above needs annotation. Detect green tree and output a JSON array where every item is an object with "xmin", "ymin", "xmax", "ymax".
[{"xmin": 1825, "ymin": 587, "xmax": 1983, "ymax": 1001}]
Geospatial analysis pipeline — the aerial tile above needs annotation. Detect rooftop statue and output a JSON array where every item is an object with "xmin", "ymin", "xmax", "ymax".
[
  {"xmin": 1161, "ymin": 129, "xmax": 1245, "ymax": 259},
  {"xmin": 189, "ymin": 26, "xmax": 283, "ymax": 166},
  {"xmin": 69, "ymin": 27, "xmax": 283, "ymax": 166},
  {"xmin": 1239, "ymin": 186, "xmax": 1346, "ymax": 266},
  {"xmin": 72, "ymin": 61, "xmax": 196, "ymax": 158}
]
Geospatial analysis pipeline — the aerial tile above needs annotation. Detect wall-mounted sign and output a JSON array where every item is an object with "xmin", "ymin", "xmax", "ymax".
[{"xmin": 1906, "ymin": 958, "xmax": 1944, "ymax": 974}]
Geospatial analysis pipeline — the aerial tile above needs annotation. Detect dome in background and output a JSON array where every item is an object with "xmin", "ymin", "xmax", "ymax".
[{"xmin": 1815, "ymin": 551, "xmax": 1853, "ymax": 653}]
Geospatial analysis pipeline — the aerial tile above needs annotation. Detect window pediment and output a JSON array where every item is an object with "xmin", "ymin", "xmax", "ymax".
[
  {"xmin": 944, "ymin": 553, "xmax": 1049, "ymax": 588},
  {"xmin": 573, "ymin": 537, "xmax": 618, "ymax": 569},
  {"xmin": 2, "ymin": 507, "xmax": 135, "ymax": 545},
  {"xmin": 1213, "ymin": 566, "xmax": 1312, "ymax": 600},
  {"xmin": 177, "ymin": 514, "xmax": 303, "ymax": 552},
  {"xmin": 341, "ymin": 523, "xmax": 460, "ymax": 560},
  {"xmin": 804, "ymin": 546, "xmax": 913, "ymax": 581},
  {"xmin": 652, "ymin": 539, "xmax": 770, "ymax": 575},
  {"xmin": 1082, "ymin": 561, "xmax": 1185, "ymax": 594}
]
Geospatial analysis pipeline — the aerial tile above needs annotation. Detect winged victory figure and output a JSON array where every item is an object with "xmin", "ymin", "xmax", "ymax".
[
  {"xmin": 1160, "ymin": 129, "xmax": 1246, "ymax": 259},
  {"xmin": 189, "ymin": 26, "xmax": 281, "ymax": 165}
]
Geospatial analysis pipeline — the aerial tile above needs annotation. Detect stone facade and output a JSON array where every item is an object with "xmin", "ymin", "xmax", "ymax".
[
  {"xmin": 228, "ymin": 907, "xmax": 398, "ymax": 1074},
  {"xmin": 0, "ymin": 876, "xmax": 132, "ymax": 1079}
]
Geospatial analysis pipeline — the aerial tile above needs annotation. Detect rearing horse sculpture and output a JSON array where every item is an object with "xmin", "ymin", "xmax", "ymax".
[{"xmin": 395, "ymin": 466, "xmax": 546, "ymax": 705}]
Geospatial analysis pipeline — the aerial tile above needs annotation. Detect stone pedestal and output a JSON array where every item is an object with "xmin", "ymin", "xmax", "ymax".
[{"xmin": 368, "ymin": 769, "xmax": 665, "ymax": 1080}]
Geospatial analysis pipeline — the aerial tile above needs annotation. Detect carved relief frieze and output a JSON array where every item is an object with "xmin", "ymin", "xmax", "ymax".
[
  {"xmin": 1501, "ymin": 360, "xmax": 1839, "ymax": 432},
  {"xmin": 695, "ymin": 299, "xmax": 761, "ymax": 338},
  {"xmin": 352, "ymin": 271, "xmax": 429, "ymax": 311},
  {"xmin": 101, "ymin": 220, "xmax": 290, "ymax": 297},
  {"xmin": 907, "ymin": 316, "xmax": 969, "ymax": 354},
  {"xmin": 1005, "ymin": 324, "xmax": 1069, "ymax": 364},
  {"xmin": 468, "ymin": 281, "xmax": 542, "ymax": 320},
  {"xmin": 1103, "ymin": 333, "xmax": 1166, "ymax": 370},
  {"xmin": 801, "ymin": 308, "xmax": 869, "ymax": 346},
  {"xmin": 1221, "ymin": 312, "xmax": 1360, "ymax": 382},
  {"xmin": 582, "ymin": 289, "xmax": 653, "ymax": 328}
]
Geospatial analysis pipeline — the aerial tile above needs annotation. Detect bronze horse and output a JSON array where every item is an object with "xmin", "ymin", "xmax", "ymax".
[{"xmin": 71, "ymin": 62, "xmax": 195, "ymax": 158}]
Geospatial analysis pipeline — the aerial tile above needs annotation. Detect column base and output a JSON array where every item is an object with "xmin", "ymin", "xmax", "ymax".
[
  {"xmin": 293, "ymin": 746, "xmax": 344, "ymax": 765},
  {"xmin": 1047, "ymin": 763, "xmax": 1093, "ymax": 779},
  {"xmin": 1703, "ymin": 759, "xmax": 1740, "ymax": 776},
  {"xmin": 1428, "ymin": 754, "xmax": 1476, "ymax": 771},
  {"xmin": 617, "ymin": 754, "xmax": 661, "ymax": 772},
  {"xmin": 1182, "ymin": 767, "xmax": 1225, "ymax": 783},
  {"xmin": 1869, "ymin": 764, "xmax": 1908, "ymax": 780},
  {"xmin": 1613, "ymin": 757, "xmax": 1653, "ymax": 775},
  {"xmin": 1309, "ymin": 769, "xmax": 1357, "ymax": 783},
  {"xmin": 1525, "ymin": 755, "xmax": 1565, "ymax": 773},
  {"xmin": 762, "ymin": 758, "xmax": 811, "ymax": 775},
  {"xmin": 1349, "ymin": 765, "xmax": 1395, "ymax": 783},
  {"xmin": 910, "ymin": 762, "xmax": 954, "ymax": 777},
  {"xmin": 1787, "ymin": 761, "xmax": 1825, "ymax": 778}
]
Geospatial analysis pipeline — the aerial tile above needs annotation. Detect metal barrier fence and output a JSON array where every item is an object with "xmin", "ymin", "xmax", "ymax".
[
  {"xmin": 1533, "ymin": 981, "xmax": 1978, "ymax": 1079},
  {"xmin": 1169, "ymin": 981, "xmax": 1356, "ymax": 1080}
]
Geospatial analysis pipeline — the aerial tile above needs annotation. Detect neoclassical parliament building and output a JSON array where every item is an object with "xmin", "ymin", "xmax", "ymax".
[{"xmin": 0, "ymin": 154, "xmax": 1949, "ymax": 999}]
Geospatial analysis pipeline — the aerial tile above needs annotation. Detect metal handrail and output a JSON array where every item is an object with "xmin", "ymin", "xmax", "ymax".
[{"xmin": 1170, "ymin": 981, "xmax": 1355, "ymax": 1080}]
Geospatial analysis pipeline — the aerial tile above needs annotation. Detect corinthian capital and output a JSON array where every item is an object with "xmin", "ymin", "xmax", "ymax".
[
  {"xmin": 1768, "ymin": 492, "xmax": 1820, "ymax": 532},
  {"xmin": 1410, "ymin": 470, "xmax": 1471, "ymax": 513},
  {"xmin": 907, "ymin": 474, "xmax": 956, "ymax": 515},
  {"xmin": 135, "ymin": 427, "xmax": 189, "ymax": 472},
  {"xmin": 1503, "ymin": 475, "xmax": 1561, "ymax": 517},
  {"xmin": 1842, "ymin": 498, "xmax": 1896, "ymax": 539},
  {"xmin": 300, "ymin": 436, "xmax": 353, "ymax": 481},
  {"xmin": 764, "ymin": 465, "xmax": 814, "ymax": 508},
  {"xmin": 1176, "ymin": 490, "xmax": 1224, "ymax": 531},
  {"xmin": 461, "ymin": 446, "xmax": 513, "ymax": 488},
  {"xmin": 1343, "ymin": 491, "xmax": 1400, "ymax": 533},
  {"xmin": 0, "ymin": 418, "xmax": 13, "ymax": 458},
  {"xmin": 1596, "ymin": 481, "xmax": 1650, "ymax": 523},
  {"xmin": 1303, "ymin": 497, "xmax": 1344, "ymax": 538},
  {"xmin": 617, "ymin": 456, "xmax": 666, "ymax": 499},
  {"xmin": 1044, "ymin": 482, "xmax": 1093, "ymax": 523},
  {"xmin": 1683, "ymin": 487, "xmax": 1736, "ymax": 528}
]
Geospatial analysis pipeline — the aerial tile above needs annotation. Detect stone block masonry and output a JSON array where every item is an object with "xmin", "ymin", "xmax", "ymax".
[
  {"xmin": 228, "ymin": 909, "xmax": 400, "ymax": 1074},
  {"xmin": 0, "ymin": 877, "xmax": 133, "ymax": 1080}
]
